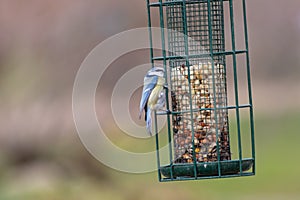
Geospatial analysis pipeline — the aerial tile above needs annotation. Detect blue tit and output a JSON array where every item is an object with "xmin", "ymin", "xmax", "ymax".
[{"xmin": 139, "ymin": 67, "xmax": 166, "ymax": 135}]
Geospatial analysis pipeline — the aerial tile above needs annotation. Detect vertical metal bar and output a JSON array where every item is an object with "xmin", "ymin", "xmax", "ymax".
[
  {"xmin": 220, "ymin": 0, "xmax": 226, "ymax": 55},
  {"xmin": 154, "ymin": 112, "xmax": 162, "ymax": 181},
  {"xmin": 158, "ymin": 0, "xmax": 174, "ymax": 180},
  {"xmin": 147, "ymin": 0, "xmax": 154, "ymax": 67},
  {"xmin": 220, "ymin": 0, "xmax": 231, "ymax": 161},
  {"xmin": 229, "ymin": 0, "xmax": 243, "ymax": 174},
  {"xmin": 182, "ymin": 0, "xmax": 197, "ymax": 179},
  {"xmin": 242, "ymin": 0, "xmax": 255, "ymax": 174},
  {"xmin": 207, "ymin": 0, "xmax": 221, "ymax": 177},
  {"xmin": 147, "ymin": 0, "xmax": 162, "ymax": 181}
]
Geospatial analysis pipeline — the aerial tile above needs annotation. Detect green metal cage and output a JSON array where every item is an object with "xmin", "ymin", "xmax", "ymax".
[{"xmin": 146, "ymin": 0, "xmax": 255, "ymax": 181}]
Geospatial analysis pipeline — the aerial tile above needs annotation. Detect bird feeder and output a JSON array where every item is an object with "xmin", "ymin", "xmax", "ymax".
[{"xmin": 146, "ymin": 0, "xmax": 255, "ymax": 181}]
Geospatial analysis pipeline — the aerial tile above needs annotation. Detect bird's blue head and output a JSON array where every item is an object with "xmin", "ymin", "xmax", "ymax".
[{"xmin": 147, "ymin": 67, "xmax": 165, "ymax": 78}]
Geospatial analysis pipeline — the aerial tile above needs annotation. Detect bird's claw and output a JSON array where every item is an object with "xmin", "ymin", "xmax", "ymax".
[{"xmin": 157, "ymin": 109, "xmax": 171, "ymax": 115}]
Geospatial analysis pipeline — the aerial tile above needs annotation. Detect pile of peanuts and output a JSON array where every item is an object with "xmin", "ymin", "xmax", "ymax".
[{"xmin": 170, "ymin": 62, "xmax": 231, "ymax": 163}]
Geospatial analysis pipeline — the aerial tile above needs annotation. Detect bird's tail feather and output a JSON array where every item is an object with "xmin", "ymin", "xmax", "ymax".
[{"xmin": 146, "ymin": 107, "xmax": 152, "ymax": 136}]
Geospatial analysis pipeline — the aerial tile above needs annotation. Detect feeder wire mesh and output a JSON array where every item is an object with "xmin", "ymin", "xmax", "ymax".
[
  {"xmin": 166, "ymin": 0, "xmax": 230, "ymax": 165},
  {"xmin": 146, "ymin": 0, "xmax": 255, "ymax": 181}
]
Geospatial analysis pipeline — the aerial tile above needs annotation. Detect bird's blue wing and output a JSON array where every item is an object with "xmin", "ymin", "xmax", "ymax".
[
  {"xmin": 139, "ymin": 75, "xmax": 158, "ymax": 119},
  {"xmin": 146, "ymin": 106, "xmax": 152, "ymax": 135}
]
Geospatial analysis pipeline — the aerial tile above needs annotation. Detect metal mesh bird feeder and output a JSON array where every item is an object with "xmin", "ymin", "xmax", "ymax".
[{"xmin": 146, "ymin": 0, "xmax": 255, "ymax": 181}]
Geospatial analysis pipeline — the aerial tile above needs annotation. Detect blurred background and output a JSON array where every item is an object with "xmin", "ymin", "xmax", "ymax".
[{"xmin": 0, "ymin": 0, "xmax": 300, "ymax": 199}]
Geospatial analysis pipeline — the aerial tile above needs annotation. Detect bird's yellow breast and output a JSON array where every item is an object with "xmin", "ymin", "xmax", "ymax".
[{"xmin": 148, "ymin": 77, "xmax": 165, "ymax": 109}]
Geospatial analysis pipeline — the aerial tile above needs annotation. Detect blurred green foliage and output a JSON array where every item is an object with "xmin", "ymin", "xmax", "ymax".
[{"xmin": 0, "ymin": 112, "xmax": 299, "ymax": 200}]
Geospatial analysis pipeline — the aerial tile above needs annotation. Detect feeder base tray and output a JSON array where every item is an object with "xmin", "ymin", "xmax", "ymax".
[{"xmin": 160, "ymin": 159, "xmax": 253, "ymax": 178}]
